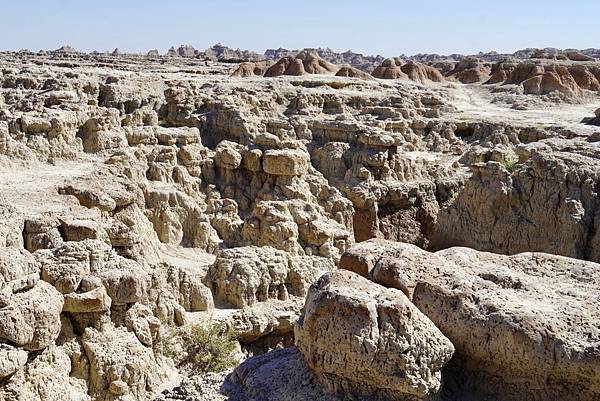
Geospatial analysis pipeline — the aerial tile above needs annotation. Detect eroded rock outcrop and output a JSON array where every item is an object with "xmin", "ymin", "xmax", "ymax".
[
  {"xmin": 231, "ymin": 60, "xmax": 275, "ymax": 77},
  {"xmin": 82, "ymin": 325, "xmax": 166, "ymax": 400},
  {"xmin": 444, "ymin": 58, "xmax": 491, "ymax": 83},
  {"xmin": 486, "ymin": 60, "xmax": 600, "ymax": 97},
  {"xmin": 340, "ymin": 239, "xmax": 600, "ymax": 401},
  {"xmin": 334, "ymin": 65, "xmax": 373, "ymax": 80},
  {"xmin": 1, "ymin": 48, "xmax": 599, "ymax": 401},
  {"xmin": 431, "ymin": 140, "xmax": 600, "ymax": 262},
  {"xmin": 205, "ymin": 246, "xmax": 334, "ymax": 308},
  {"xmin": 372, "ymin": 58, "xmax": 445, "ymax": 84},
  {"xmin": 264, "ymin": 51, "xmax": 339, "ymax": 77}
]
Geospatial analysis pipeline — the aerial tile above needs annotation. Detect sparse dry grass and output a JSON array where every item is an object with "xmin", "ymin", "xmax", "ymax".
[{"xmin": 164, "ymin": 322, "xmax": 238, "ymax": 373}]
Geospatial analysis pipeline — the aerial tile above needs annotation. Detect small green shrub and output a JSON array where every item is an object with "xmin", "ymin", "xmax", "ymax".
[
  {"xmin": 500, "ymin": 154, "xmax": 520, "ymax": 173},
  {"xmin": 447, "ymin": 191, "xmax": 459, "ymax": 206},
  {"xmin": 164, "ymin": 322, "xmax": 238, "ymax": 373}
]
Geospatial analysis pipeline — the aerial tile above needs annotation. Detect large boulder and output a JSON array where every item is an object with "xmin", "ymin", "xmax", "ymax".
[
  {"xmin": 294, "ymin": 270, "xmax": 454, "ymax": 400},
  {"xmin": 340, "ymin": 240, "xmax": 600, "ymax": 401}
]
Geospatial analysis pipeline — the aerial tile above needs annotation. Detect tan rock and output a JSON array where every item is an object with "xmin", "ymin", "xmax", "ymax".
[
  {"xmin": 431, "ymin": 148, "xmax": 600, "ymax": 262},
  {"xmin": 341, "ymin": 240, "xmax": 600, "ymax": 401},
  {"xmin": 109, "ymin": 379, "xmax": 129, "ymax": 396},
  {"xmin": 0, "ymin": 281, "xmax": 63, "ymax": 351},
  {"xmin": 83, "ymin": 325, "xmax": 164, "ymax": 400},
  {"xmin": 0, "ymin": 247, "xmax": 40, "ymax": 285},
  {"xmin": 241, "ymin": 146, "xmax": 263, "ymax": 171},
  {"xmin": 124, "ymin": 303, "xmax": 161, "ymax": 347},
  {"xmin": 205, "ymin": 246, "xmax": 334, "ymax": 308},
  {"xmin": 0, "ymin": 345, "xmax": 89, "ymax": 401},
  {"xmin": 295, "ymin": 270, "xmax": 454, "ymax": 400},
  {"xmin": 23, "ymin": 217, "xmax": 63, "ymax": 252},
  {"xmin": 0, "ymin": 344, "xmax": 28, "ymax": 379},
  {"xmin": 59, "ymin": 218, "xmax": 104, "ymax": 242},
  {"xmin": 214, "ymin": 140, "xmax": 243, "ymax": 170},
  {"xmin": 0, "ymin": 304, "xmax": 34, "ymax": 346},
  {"xmin": 63, "ymin": 286, "xmax": 112, "ymax": 313},
  {"xmin": 263, "ymin": 149, "xmax": 309, "ymax": 176}
]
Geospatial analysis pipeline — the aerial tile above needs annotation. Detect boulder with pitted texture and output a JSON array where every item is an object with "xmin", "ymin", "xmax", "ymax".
[{"xmin": 295, "ymin": 269, "xmax": 454, "ymax": 401}]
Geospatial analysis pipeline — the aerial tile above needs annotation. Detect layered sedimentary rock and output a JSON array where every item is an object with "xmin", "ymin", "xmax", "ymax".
[
  {"xmin": 431, "ymin": 139, "xmax": 600, "ymax": 262},
  {"xmin": 264, "ymin": 51, "xmax": 339, "ymax": 77},
  {"xmin": 444, "ymin": 58, "xmax": 491, "ymax": 83},
  {"xmin": 263, "ymin": 47, "xmax": 385, "ymax": 71},
  {"xmin": 334, "ymin": 65, "xmax": 373, "ymax": 79},
  {"xmin": 372, "ymin": 58, "xmax": 445, "ymax": 83},
  {"xmin": 231, "ymin": 60, "xmax": 275, "ymax": 77},
  {"xmin": 372, "ymin": 58, "xmax": 409, "ymax": 79},
  {"xmin": 205, "ymin": 246, "xmax": 334, "ymax": 308},
  {"xmin": 486, "ymin": 59, "xmax": 600, "ymax": 97}
]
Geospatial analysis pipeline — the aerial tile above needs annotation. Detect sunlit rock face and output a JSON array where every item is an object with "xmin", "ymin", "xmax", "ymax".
[{"xmin": 1, "ymin": 48, "xmax": 599, "ymax": 401}]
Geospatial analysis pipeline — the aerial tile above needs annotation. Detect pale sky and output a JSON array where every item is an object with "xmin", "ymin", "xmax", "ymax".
[{"xmin": 1, "ymin": 0, "xmax": 599, "ymax": 57}]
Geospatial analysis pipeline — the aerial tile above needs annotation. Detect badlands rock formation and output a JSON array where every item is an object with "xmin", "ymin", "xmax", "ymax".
[
  {"xmin": 486, "ymin": 59, "xmax": 600, "ymax": 97},
  {"xmin": 444, "ymin": 58, "xmax": 492, "ymax": 83},
  {"xmin": 263, "ymin": 51, "xmax": 339, "ymax": 77},
  {"xmin": 410, "ymin": 47, "xmax": 599, "ymax": 63},
  {"xmin": 234, "ymin": 52, "xmax": 443, "ymax": 85},
  {"xmin": 0, "ymin": 48, "xmax": 598, "ymax": 401},
  {"xmin": 339, "ymin": 240, "xmax": 600, "ymax": 401},
  {"xmin": 230, "ymin": 60, "xmax": 274, "ymax": 78},
  {"xmin": 372, "ymin": 58, "xmax": 445, "ymax": 84},
  {"xmin": 263, "ymin": 47, "xmax": 385, "ymax": 71}
]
